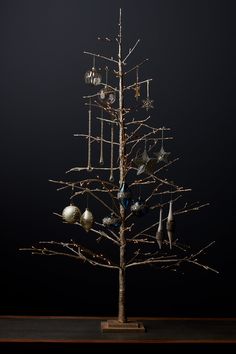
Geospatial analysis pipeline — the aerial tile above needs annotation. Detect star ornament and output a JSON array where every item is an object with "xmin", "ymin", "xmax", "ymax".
[
  {"xmin": 133, "ymin": 148, "xmax": 158, "ymax": 175},
  {"xmin": 154, "ymin": 146, "xmax": 171, "ymax": 163},
  {"xmin": 142, "ymin": 98, "xmax": 154, "ymax": 111}
]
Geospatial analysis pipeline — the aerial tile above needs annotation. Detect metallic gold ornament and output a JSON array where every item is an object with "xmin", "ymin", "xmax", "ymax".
[
  {"xmin": 62, "ymin": 204, "xmax": 81, "ymax": 224},
  {"xmin": 142, "ymin": 98, "xmax": 154, "ymax": 111},
  {"xmin": 166, "ymin": 200, "xmax": 175, "ymax": 250},
  {"xmin": 133, "ymin": 67, "xmax": 141, "ymax": 101},
  {"xmin": 133, "ymin": 85, "xmax": 141, "ymax": 100},
  {"xmin": 80, "ymin": 208, "xmax": 94, "ymax": 232},
  {"xmin": 156, "ymin": 207, "xmax": 164, "ymax": 249}
]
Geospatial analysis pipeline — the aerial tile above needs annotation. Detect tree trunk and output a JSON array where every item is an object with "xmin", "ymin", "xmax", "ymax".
[
  {"xmin": 117, "ymin": 9, "xmax": 127, "ymax": 324},
  {"xmin": 118, "ymin": 255, "xmax": 126, "ymax": 322}
]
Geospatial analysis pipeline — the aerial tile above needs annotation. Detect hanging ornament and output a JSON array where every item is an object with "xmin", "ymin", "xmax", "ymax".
[
  {"xmin": 84, "ymin": 56, "xmax": 102, "ymax": 86},
  {"xmin": 130, "ymin": 197, "xmax": 149, "ymax": 217},
  {"xmin": 166, "ymin": 200, "xmax": 175, "ymax": 250},
  {"xmin": 102, "ymin": 213, "xmax": 121, "ymax": 228},
  {"xmin": 133, "ymin": 67, "xmax": 141, "ymax": 101},
  {"xmin": 133, "ymin": 140, "xmax": 157, "ymax": 175},
  {"xmin": 156, "ymin": 207, "xmax": 164, "ymax": 249},
  {"xmin": 109, "ymin": 123, "xmax": 114, "ymax": 182},
  {"xmin": 87, "ymin": 98, "xmax": 93, "ymax": 171},
  {"xmin": 142, "ymin": 81, "xmax": 154, "ymax": 111},
  {"xmin": 117, "ymin": 182, "xmax": 132, "ymax": 209},
  {"xmin": 62, "ymin": 204, "xmax": 81, "ymax": 224},
  {"xmin": 99, "ymin": 108, "xmax": 104, "ymax": 165},
  {"xmin": 154, "ymin": 127, "xmax": 171, "ymax": 163},
  {"xmin": 80, "ymin": 208, "xmax": 94, "ymax": 232},
  {"xmin": 99, "ymin": 87, "xmax": 116, "ymax": 105},
  {"xmin": 99, "ymin": 67, "xmax": 116, "ymax": 105}
]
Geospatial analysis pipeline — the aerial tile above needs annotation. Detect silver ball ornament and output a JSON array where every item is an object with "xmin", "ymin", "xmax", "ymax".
[{"xmin": 62, "ymin": 204, "xmax": 81, "ymax": 224}]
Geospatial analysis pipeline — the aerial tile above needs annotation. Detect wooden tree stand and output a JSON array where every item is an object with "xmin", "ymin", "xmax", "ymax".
[{"xmin": 101, "ymin": 319, "xmax": 145, "ymax": 333}]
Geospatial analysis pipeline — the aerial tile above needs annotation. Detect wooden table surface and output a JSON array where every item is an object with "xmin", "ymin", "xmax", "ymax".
[{"xmin": 0, "ymin": 316, "xmax": 236, "ymax": 343}]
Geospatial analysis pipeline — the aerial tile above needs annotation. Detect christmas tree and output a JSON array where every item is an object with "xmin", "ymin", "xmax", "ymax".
[{"xmin": 21, "ymin": 9, "xmax": 217, "ymax": 332}]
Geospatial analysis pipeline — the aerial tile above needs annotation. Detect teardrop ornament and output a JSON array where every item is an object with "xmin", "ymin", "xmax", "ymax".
[
  {"xmin": 166, "ymin": 200, "xmax": 175, "ymax": 250},
  {"xmin": 80, "ymin": 208, "xmax": 94, "ymax": 232},
  {"xmin": 156, "ymin": 207, "xmax": 163, "ymax": 249},
  {"xmin": 117, "ymin": 182, "xmax": 132, "ymax": 209}
]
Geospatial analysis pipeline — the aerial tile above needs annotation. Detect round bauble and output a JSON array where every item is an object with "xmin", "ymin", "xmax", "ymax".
[{"xmin": 62, "ymin": 204, "xmax": 81, "ymax": 224}]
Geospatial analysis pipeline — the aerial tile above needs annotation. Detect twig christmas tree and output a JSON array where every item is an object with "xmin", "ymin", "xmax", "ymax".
[{"xmin": 21, "ymin": 9, "xmax": 217, "ymax": 332}]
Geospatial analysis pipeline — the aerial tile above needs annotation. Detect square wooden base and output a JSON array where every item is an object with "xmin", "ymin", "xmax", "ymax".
[{"xmin": 101, "ymin": 319, "xmax": 146, "ymax": 333}]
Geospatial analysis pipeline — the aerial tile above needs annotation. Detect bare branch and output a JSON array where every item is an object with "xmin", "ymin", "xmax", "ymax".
[
  {"xmin": 126, "ymin": 116, "xmax": 151, "ymax": 126},
  {"xmin": 123, "ymin": 39, "xmax": 140, "ymax": 63},
  {"xmin": 66, "ymin": 166, "xmax": 120, "ymax": 173},
  {"xmin": 73, "ymin": 133, "xmax": 119, "ymax": 146},
  {"xmin": 124, "ymin": 78, "xmax": 153, "ymax": 91},
  {"xmin": 20, "ymin": 241, "xmax": 119, "ymax": 270},
  {"xmin": 83, "ymin": 83, "xmax": 118, "ymax": 98},
  {"xmin": 84, "ymin": 51, "xmax": 118, "ymax": 64},
  {"xmin": 124, "ymin": 58, "xmax": 149, "ymax": 76}
]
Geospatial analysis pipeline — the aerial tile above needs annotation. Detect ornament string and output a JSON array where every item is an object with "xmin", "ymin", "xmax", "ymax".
[
  {"xmin": 105, "ymin": 66, "xmax": 108, "ymax": 88},
  {"xmin": 161, "ymin": 126, "xmax": 164, "ymax": 149},
  {"xmin": 109, "ymin": 122, "xmax": 114, "ymax": 182},
  {"xmin": 99, "ymin": 108, "xmax": 104, "ymax": 165},
  {"xmin": 134, "ymin": 67, "xmax": 140, "ymax": 101},
  {"xmin": 87, "ymin": 98, "xmax": 92, "ymax": 171},
  {"xmin": 93, "ymin": 55, "xmax": 95, "ymax": 69},
  {"xmin": 147, "ymin": 80, "xmax": 150, "ymax": 99}
]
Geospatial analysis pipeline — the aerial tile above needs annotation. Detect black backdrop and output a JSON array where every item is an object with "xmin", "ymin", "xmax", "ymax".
[{"xmin": 0, "ymin": 0, "xmax": 235, "ymax": 318}]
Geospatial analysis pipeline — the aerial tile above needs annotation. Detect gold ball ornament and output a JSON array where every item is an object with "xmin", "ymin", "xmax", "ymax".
[
  {"xmin": 80, "ymin": 208, "xmax": 94, "ymax": 232},
  {"xmin": 62, "ymin": 204, "xmax": 81, "ymax": 224}
]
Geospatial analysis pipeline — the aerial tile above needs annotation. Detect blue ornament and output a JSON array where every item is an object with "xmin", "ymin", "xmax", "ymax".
[
  {"xmin": 117, "ymin": 182, "xmax": 132, "ymax": 209},
  {"xmin": 130, "ymin": 197, "xmax": 149, "ymax": 217}
]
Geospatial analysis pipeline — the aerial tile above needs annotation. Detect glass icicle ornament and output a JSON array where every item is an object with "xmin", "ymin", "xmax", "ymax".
[
  {"xmin": 109, "ymin": 123, "xmax": 114, "ymax": 182},
  {"xmin": 80, "ymin": 208, "xmax": 94, "ymax": 232},
  {"xmin": 156, "ymin": 207, "xmax": 164, "ymax": 249},
  {"xmin": 117, "ymin": 182, "xmax": 132, "ymax": 209},
  {"xmin": 166, "ymin": 200, "xmax": 175, "ymax": 249},
  {"xmin": 87, "ymin": 99, "xmax": 93, "ymax": 172},
  {"xmin": 99, "ymin": 108, "xmax": 104, "ymax": 165},
  {"xmin": 62, "ymin": 204, "xmax": 81, "ymax": 224},
  {"xmin": 84, "ymin": 56, "xmax": 102, "ymax": 86}
]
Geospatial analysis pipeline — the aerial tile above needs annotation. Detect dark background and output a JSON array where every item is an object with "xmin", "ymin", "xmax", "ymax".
[{"xmin": 0, "ymin": 0, "xmax": 235, "ymax": 318}]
